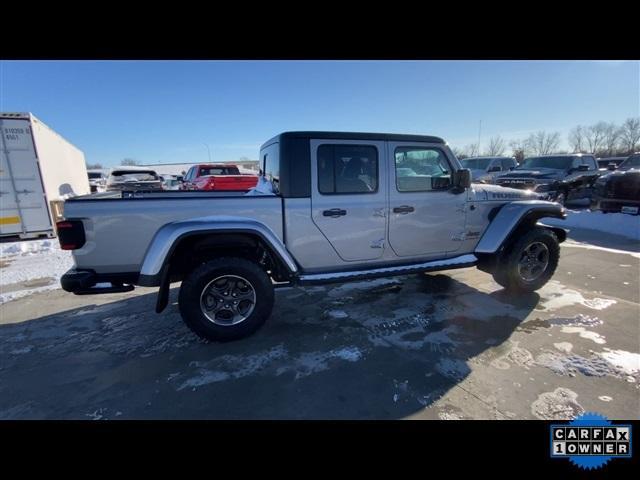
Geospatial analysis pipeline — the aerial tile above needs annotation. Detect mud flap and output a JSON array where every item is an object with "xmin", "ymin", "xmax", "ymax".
[{"xmin": 155, "ymin": 263, "xmax": 171, "ymax": 313}]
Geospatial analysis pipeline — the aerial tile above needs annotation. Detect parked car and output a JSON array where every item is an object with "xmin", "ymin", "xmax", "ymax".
[
  {"xmin": 106, "ymin": 167, "xmax": 164, "ymax": 192},
  {"xmin": 596, "ymin": 157, "xmax": 627, "ymax": 171},
  {"xmin": 591, "ymin": 153, "xmax": 640, "ymax": 215},
  {"xmin": 495, "ymin": 153, "xmax": 600, "ymax": 205},
  {"xmin": 181, "ymin": 164, "xmax": 258, "ymax": 191},
  {"xmin": 58, "ymin": 131, "xmax": 566, "ymax": 342},
  {"xmin": 87, "ymin": 171, "xmax": 107, "ymax": 193},
  {"xmin": 460, "ymin": 156, "xmax": 518, "ymax": 183},
  {"xmin": 160, "ymin": 175, "xmax": 182, "ymax": 191}
]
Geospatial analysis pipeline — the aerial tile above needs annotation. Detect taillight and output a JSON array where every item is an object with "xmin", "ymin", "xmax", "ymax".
[{"xmin": 56, "ymin": 220, "xmax": 86, "ymax": 250}]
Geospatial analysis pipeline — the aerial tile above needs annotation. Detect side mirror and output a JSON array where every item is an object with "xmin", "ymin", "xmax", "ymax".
[
  {"xmin": 454, "ymin": 169, "xmax": 472, "ymax": 189},
  {"xmin": 487, "ymin": 165, "xmax": 502, "ymax": 173}
]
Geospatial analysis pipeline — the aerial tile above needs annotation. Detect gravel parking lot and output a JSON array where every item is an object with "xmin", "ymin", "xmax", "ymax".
[{"xmin": 0, "ymin": 235, "xmax": 638, "ymax": 420}]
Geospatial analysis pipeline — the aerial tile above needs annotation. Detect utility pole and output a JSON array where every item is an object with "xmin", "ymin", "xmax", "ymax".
[{"xmin": 203, "ymin": 143, "xmax": 212, "ymax": 163}]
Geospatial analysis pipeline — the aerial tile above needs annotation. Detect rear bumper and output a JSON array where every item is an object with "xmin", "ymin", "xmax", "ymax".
[{"xmin": 61, "ymin": 269, "xmax": 137, "ymax": 295}]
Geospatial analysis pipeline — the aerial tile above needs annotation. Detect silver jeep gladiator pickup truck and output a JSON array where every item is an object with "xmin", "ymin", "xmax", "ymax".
[{"xmin": 58, "ymin": 131, "xmax": 566, "ymax": 341}]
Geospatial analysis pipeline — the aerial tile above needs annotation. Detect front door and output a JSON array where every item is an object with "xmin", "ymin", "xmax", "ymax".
[
  {"xmin": 387, "ymin": 142, "xmax": 467, "ymax": 257},
  {"xmin": 310, "ymin": 139, "xmax": 387, "ymax": 262}
]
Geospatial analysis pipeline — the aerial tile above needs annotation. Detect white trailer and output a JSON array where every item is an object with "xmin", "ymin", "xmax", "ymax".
[{"xmin": 0, "ymin": 112, "xmax": 90, "ymax": 238}]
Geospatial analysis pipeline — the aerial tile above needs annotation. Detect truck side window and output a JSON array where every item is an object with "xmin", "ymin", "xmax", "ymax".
[
  {"xmin": 394, "ymin": 147, "xmax": 452, "ymax": 192},
  {"xmin": 501, "ymin": 158, "xmax": 515, "ymax": 170},
  {"xmin": 261, "ymin": 143, "xmax": 280, "ymax": 193},
  {"xmin": 583, "ymin": 156, "xmax": 597, "ymax": 170},
  {"xmin": 318, "ymin": 144, "xmax": 378, "ymax": 194}
]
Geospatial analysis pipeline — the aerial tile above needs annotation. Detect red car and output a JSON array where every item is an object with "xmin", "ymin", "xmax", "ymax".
[{"xmin": 181, "ymin": 164, "xmax": 258, "ymax": 191}]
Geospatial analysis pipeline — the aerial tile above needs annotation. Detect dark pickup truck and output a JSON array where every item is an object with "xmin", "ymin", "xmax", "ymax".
[
  {"xmin": 495, "ymin": 153, "xmax": 600, "ymax": 205},
  {"xmin": 591, "ymin": 153, "xmax": 640, "ymax": 215}
]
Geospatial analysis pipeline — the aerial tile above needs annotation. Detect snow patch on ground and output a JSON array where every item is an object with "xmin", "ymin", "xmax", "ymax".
[
  {"xmin": 560, "ymin": 326, "xmax": 606, "ymax": 345},
  {"xmin": 563, "ymin": 242, "xmax": 640, "ymax": 259},
  {"xmin": 0, "ymin": 239, "xmax": 73, "ymax": 304},
  {"xmin": 176, "ymin": 345, "xmax": 365, "ymax": 390},
  {"xmin": 531, "ymin": 387, "xmax": 584, "ymax": 420},
  {"xmin": 554, "ymin": 342, "xmax": 573, "ymax": 353},
  {"xmin": 599, "ymin": 349, "xmax": 640, "ymax": 376},
  {"xmin": 536, "ymin": 350, "xmax": 638, "ymax": 381},
  {"xmin": 539, "ymin": 281, "xmax": 617, "ymax": 312},
  {"xmin": 542, "ymin": 209, "xmax": 640, "ymax": 241}
]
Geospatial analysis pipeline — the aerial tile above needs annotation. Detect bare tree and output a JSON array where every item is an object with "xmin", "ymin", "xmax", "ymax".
[
  {"xmin": 584, "ymin": 122, "xmax": 608, "ymax": 154},
  {"xmin": 464, "ymin": 143, "xmax": 480, "ymax": 157},
  {"xmin": 619, "ymin": 117, "xmax": 640, "ymax": 154},
  {"xmin": 86, "ymin": 162, "xmax": 103, "ymax": 169},
  {"xmin": 602, "ymin": 122, "xmax": 621, "ymax": 156},
  {"xmin": 450, "ymin": 146, "xmax": 466, "ymax": 159},
  {"xmin": 120, "ymin": 158, "xmax": 140, "ymax": 166},
  {"xmin": 527, "ymin": 131, "xmax": 561, "ymax": 155},
  {"xmin": 485, "ymin": 136, "xmax": 506, "ymax": 156},
  {"xmin": 509, "ymin": 138, "xmax": 529, "ymax": 163},
  {"xmin": 568, "ymin": 125, "xmax": 586, "ymax": 153}
]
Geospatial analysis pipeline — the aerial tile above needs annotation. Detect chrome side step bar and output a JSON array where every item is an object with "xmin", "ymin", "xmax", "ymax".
[{"xmin": 297, "ymin": 254, "xmax": 478, "ymax": 285}]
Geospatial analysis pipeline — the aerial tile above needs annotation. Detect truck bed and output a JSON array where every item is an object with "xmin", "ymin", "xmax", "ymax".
[{"xmin": 64, "ymin": 192, "xmax": 284, "ymax": 274}]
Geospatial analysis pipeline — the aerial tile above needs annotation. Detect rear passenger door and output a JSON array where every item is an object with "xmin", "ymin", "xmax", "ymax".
[{"xmin": 310, "ymin": 139, "xmax": 387, "ymax": 262}]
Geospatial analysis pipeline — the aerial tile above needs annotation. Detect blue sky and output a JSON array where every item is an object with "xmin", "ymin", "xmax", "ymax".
[{"xmin": 1, "ymin": 60, "xmax": 638, "ymax": 167}]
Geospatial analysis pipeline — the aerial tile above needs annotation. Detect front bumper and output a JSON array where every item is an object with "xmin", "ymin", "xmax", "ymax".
[
  {"xmin": 591, "ymin": 196, "xmax": 640, "ymax": 214},
  {"xmin": 61, "ymin": 269, "xmax": 137, "ymax": 295}
]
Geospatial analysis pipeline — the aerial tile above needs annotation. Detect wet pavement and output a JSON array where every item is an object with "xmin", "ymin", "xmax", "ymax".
[{"xmin": 0, "ymin": 242, "xmax": 638, "ymax": 419}]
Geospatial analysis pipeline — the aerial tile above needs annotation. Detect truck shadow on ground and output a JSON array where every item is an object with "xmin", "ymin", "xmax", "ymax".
[{"xmin": 0, "ymin": 273, "xmax": 541, "ymax": 419}]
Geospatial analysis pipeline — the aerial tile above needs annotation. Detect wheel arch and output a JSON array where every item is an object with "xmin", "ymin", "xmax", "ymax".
[
  {"xmin": 138, "ymin": 217, "xmax": 299, "ymax": 287},
  {"xmin": 475, "ymin": 201, "xmax": 567, "ymax": 256}
]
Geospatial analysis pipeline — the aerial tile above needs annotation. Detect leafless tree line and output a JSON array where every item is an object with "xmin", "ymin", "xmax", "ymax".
[
  {"xmin": 453, "ymin": 117, "xmax": 640, "ymax": 162},
  {"xmin": 568, "ymin": 118, "xmax": 640, "ymax": 157}
]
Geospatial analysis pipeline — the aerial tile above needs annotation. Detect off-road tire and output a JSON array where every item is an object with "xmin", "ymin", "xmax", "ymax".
[
  {"xmin": 179, "ymin": 257, "xmax": 274, "ymax": 342},
  {"xmin": 492, "ymin": 227, "xmax": 560, "ymax": 293}
]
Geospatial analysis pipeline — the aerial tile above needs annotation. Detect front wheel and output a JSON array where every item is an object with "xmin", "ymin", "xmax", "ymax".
[
  {"xmin": 492, "ymin": 227, "xmax": 560, "ymax": 292},
  {"xmin": 179, "ymin": 257, "xmax": 275, "ymax": 342}
]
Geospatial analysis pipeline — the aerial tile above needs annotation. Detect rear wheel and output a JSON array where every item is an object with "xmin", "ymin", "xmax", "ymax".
[
  {"xmin": 492, "ymin": 227, "xmax": 560, "ymax": 292},
  {"xmin": 178, "ymin": 257, "xmax": 274, "ymax": 342}
]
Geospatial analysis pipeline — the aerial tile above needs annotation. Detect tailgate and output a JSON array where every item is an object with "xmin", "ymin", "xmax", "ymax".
[{"xmin": 212, "ymin": 175, "xmax": 258, "ymax": 190}]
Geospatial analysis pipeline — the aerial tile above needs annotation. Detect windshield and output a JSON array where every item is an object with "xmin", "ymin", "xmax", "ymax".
[
  {"xmin": 461, "ymin": 158, "xmax": 492, "ymax": 170},
  {"xmin": 88, "ymin": 172, "xmax": 103, "ymax": 179},
  {"xmin": 110, "ymin": 170, "xmax": 159, "ymax": 182},
  {"xmin": 517, "ymin": 156, "xmax": 573, "ymax": 170},
  {"xmin": 620, "ymin": 155, "xmax": 640, "ymax": 170}
]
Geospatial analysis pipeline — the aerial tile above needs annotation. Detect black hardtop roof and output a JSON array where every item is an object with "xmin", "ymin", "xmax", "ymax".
[{"xmin": 261, "ymin": 131, "xmax": 446, "ymax": 149}]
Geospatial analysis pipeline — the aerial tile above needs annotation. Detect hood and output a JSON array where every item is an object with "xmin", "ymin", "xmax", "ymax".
[
  {"xmin": 470, "ymin": 184, "xmax": 540, "ymax": 202},
  {"xmin": 498, "ymin": 168, "xmax": 564, "ymax": 180},
  {"xmin": 598, "ymin": 168, "xmax": 640, "ymax": 182}
]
